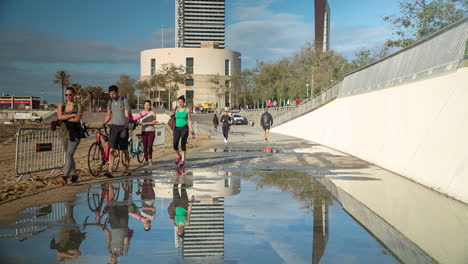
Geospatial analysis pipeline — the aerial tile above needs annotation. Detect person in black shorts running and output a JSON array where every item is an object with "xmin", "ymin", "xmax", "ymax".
[
  {"xmin": 260, "ymin": 109, "xmax": 273, "ymax": 142},
  {"xmin": 101, "ymin": 85, "xmax": 131, "ymax": 177}
]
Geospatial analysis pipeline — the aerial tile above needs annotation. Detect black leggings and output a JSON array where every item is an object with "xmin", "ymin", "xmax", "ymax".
[
  {"xmin": 173, "ymin": 125, "xmax": 189, "ymax": 151},
  {"xmin": 222, "ymin": 124, "xmax": 229, "ymax": 140}
]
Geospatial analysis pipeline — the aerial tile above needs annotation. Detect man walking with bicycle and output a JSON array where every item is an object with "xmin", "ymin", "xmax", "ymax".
[{"xmin": 101, "ymin": 85, "xmax": 131, "ymax": 178}]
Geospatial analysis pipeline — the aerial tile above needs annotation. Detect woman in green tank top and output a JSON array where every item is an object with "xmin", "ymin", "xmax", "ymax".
[
  {"xmin": 169, "ymin": 182, "xmax": 193, "ymax": 238},
  {"xmin": 172, "ymin": 95, "xmax": 194, "ymax": 167}
]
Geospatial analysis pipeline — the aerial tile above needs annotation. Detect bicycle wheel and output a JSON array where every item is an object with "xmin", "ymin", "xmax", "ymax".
[
  {"xmin": 136, "ymin": 144, "xmax": 144, "ymax": 164},
  {"xmin": 87, "ymin": 186, "xmax": 101, "ymax": 212},
  {"xmin": 88, "ymin": 142, "xmax": 103, "ymax": 176}
]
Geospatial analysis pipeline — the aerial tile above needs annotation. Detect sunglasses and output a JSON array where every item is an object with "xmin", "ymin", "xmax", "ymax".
[{"xmin": 65, "ymin": 94, "xmax": 74, "ymax": 97}]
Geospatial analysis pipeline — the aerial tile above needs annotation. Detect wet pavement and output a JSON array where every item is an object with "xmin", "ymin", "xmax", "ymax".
[{"xmin": 1, "ymin": 125, "xmax": 468, "ymax": 263}]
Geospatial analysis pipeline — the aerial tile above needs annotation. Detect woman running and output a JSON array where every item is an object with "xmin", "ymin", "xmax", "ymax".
[
  {"xmin": 220, "ymin": 111, "xmax": 231, "ymax": 144},
  {"xmin": 57, "ymin": 87, "xmax": 85, "ymax": 185},
  {"xmin": 140, "ymin": 100, "xmax": 157, "ymax": 165},
  {"xmin": 172, "ymin": 96, "xmax": 194, "ymax": 168}
]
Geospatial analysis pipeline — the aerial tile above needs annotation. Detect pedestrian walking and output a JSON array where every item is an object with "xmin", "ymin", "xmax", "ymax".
[
  {"xmin": 260, "ymin": 109, "xmax": 273, "ymax": 142},
  {"xmin": 101, "ymin": 85, "xmax": 131, "ymax": 178},
  {"xmin": 171, "ymin": 95, "xmax": 194, "ymax": 168},
  {"xmin": 57, "ymin": 87, "xmax": 85, "ymax": 185},
  {"xmin": 212, "ymin": 114, "xmax": 219, "ymax": 132},
  {"xmin": 220, "ymin": 111, "xmax": 231, "ymax": 144},
  {"xmin": 140, "ymin": 100, "xmax": 157, "ymax": 165}
]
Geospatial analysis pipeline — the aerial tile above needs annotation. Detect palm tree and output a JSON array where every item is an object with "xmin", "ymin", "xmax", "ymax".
[
  {"xmin": 71, "ymin": 82, "xmax": 84, "ymax": 106},
  {"xmin": 53, "ymin": 70, "xmax": 71, "ymax": 102},
  {"xmin": 85, "ymin": 86, "xmax": 107, "ymax": 110}
]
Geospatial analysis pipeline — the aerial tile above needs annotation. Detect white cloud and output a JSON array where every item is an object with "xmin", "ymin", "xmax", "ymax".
[
  {"xmin": 331, "ymin": 25, "xmax": 393, "ymax": 57},
  {"xmin": 226, "ymin": 0, "xmax": 313, "ymax": 67}
]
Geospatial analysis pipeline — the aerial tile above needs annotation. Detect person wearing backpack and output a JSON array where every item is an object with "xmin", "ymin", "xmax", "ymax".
[
  {"xmin": 101, "ymin": 85, "xmax": 131, "ymax": 178},
  {"xmin": 260, "ymin": 109, "xmax": 273, "ymax": 142},
  {"xmin": 57, "ymin": 87, "xmax": 85, "ymax": 185}
]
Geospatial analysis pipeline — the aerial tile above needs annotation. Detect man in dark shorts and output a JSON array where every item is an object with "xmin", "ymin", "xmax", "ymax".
[
  {"xmin": 101, "ymin": 85, "xmax": 131, "ymax": 177},
  {"xmin": 260, "ymin": 109, "xmax": 273, "ymax": 142}
]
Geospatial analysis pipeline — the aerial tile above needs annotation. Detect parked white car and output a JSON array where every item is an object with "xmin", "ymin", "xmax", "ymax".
[
  {"xmin": 14, "ymin": 112, "xmax": 43, "ymax": 124},
  {"xmin": 230, "ymin": 113, "xmax": 247, "ymax": 125}
]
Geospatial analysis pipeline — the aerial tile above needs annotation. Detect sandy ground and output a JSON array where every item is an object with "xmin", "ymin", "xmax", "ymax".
[{"xmin": 0, "ymin": 112, "xmax": 214, "ymax": 224}]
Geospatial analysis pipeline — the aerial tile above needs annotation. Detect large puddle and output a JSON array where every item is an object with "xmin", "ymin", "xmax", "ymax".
[{"xmin": 1, "ymin": 140, "xmax": 468, "ymax": 263}]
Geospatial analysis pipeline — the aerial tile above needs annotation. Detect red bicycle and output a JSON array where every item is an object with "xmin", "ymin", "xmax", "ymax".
[{"xmin": 86, "ymin": 126, "xmax": 120, "ymax": 176}]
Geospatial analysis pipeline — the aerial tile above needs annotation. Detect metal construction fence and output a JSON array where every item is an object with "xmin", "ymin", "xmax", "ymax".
[{"xmin": 15, "ymin": 128, "xmax": 65, "ymax": 181}]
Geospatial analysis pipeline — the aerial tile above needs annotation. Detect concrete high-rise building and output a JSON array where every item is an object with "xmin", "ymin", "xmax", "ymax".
[
  {"xmin": 176, "ymin": 0, "xmax": 226, "ymax": 48},
  {"xmin": 314, "ymin": 0, "xmax": 330, "ymax": 52}
]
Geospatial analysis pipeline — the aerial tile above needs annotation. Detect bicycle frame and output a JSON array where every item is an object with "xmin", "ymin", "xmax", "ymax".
[
  {"xmin": 129, "ymin": 135, "xmax": 143, "ymax": 155},
  {"xmin": 95, "ymin": 129, "xmax": 112, "ymax": 162}
]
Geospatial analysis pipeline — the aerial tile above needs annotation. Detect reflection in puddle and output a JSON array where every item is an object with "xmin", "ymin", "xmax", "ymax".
[
  {"xmin": 209, "ymin": 147, "xmax": 281, "ymax": 154},
  {"xmin": 1, "ymin": 167, "xmax": 465, "ymax": 263}
]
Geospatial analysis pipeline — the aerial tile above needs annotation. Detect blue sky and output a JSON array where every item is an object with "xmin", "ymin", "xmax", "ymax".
[{"xmin": 0, "ymin": 0, "xmax": 400, "ymax": 103}]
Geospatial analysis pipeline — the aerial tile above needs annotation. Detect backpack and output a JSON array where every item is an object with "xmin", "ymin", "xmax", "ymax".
[{"xmin": 108, "ymin": 97, "xmax": 142, "ymax": 124}]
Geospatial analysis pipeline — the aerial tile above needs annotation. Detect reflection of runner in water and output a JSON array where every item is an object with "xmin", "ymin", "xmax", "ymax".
[
  {"xmin": 50, "ymin": 202, "xmax": 86, "ymax": 261},
  {"xmin": 168, "ymin": 184, "xmax": 193, "ymax": 237},
  {"xmin": 103, "ymin": 183, "xmax": 133, "ymax": 264}
]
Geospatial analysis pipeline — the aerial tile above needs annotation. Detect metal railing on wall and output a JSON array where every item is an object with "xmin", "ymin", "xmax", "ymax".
[
  {"xmin": 340, "ymin": 17, "xmax": 468, "ymax": 97},
  {"xmin": 273, "ymin": 17, "xmax": 468, "ymax": 126}
]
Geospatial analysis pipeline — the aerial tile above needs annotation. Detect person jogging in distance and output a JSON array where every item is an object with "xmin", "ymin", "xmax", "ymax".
[
  {"xmin": 172, "ymin": 95, "xmax": 194, "ymax": 168},
  {"xmin": 260, "ymin": 109, "xmax": 273, "ymax": 142},
  {"xmin": 212, "ymin": 114, "xmax": 219, "ymax": 133},
  {"xmin": 101, "ymin": 85, "xmax": 131, "ymax": 178},
  {"xmin": 220, "ymin": 111, "xmax": 231, "ymax": 144}
]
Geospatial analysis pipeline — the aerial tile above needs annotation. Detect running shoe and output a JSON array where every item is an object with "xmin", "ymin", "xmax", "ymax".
[
  {"xmin": 58, "ymin": 176, "xmax": 68, "ymax": 186},
  {"xmin": 104, "ymin": 172, "xmax": 113, "ymax": 178},
  {"xmin": 70, "ymin": 175, "xmax": 78, "ymax": 183},
  {"xmin": 224, "ymin": 138, "xmax": 227, "ymax": 144},
  {"xmin": 175, "ymin": 157, "xmax": 181, "ymax": 165},
  {"xmin": 179, "ymin": 161, "xmax": 185, "ymax": 168}
]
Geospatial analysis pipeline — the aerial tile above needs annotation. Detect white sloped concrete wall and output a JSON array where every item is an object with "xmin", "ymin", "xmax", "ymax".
[{"xmin": 272, "ymin": 67, "xmax": 468, "ymax": 203}]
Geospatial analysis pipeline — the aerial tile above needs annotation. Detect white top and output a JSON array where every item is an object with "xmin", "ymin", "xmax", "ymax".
[{"xmin": 141, "ymin": 111, "xmax": 156, "ymax": 132}]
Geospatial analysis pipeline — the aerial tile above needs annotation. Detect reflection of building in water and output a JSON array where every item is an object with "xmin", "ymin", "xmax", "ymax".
[
  {"xmin": 184, "ymin": 198, "xmax": 225, "ymax": 258},
  {"xmin": 157, "ymin": 171, "xmax": 240, "ymax": 260},
  {"xmin": 312, "ymin": 194, "xmax": 329, "ymax": 264}
]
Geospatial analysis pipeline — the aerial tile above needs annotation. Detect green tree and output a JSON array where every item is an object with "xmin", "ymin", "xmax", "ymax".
[
  {"xmin": 136, "ymin": 79, "xmax": 152, "ymax": 99},
  {"xmin": 351, "ymin": 46, "xmax": 390, "ymax": 69},
  {"xmin": 157, "ymin": 64, "xmax": 189, "ymax": 109},
  {"xmin": 115, "ymin": 74, "xmax": 137, "ymax": 107},
  {"xmin": 210, "ymin": 74, "xmax": 228, "ymax": 111},
  {"xmin": 53, "ymin": 70, "xmax": 71, "ymax": 102},
  {"xmin": 383, "ymin": 0, "xmax": 467, "ymax": 48},
  {"xmin": 85, "ymin": 86, "xmax": 105, "ymax": 110}
]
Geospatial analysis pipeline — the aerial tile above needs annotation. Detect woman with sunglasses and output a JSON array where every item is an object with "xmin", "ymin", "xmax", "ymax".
[{"xmin": 57, "ymin": 87, "xmax": 84, "ymax": 185}]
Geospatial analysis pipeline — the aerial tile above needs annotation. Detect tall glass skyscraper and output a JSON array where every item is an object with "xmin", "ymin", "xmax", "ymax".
[{"xmin": 176, "ymin": 0, "xmax": 226, "ymax": 49}]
